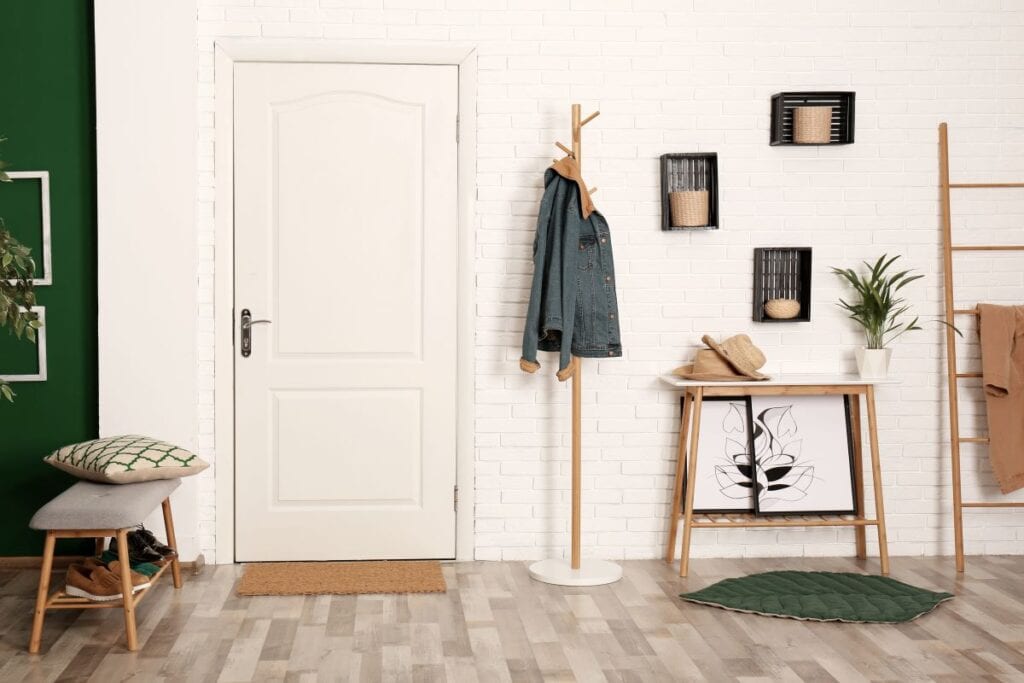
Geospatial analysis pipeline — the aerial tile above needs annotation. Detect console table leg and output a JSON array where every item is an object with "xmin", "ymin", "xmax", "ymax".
[
  {"xmin": 665, "ymin": 393, "xmax": 692, "ymax": 563},
  {"xmin": 865, "ymin": 385, "xmax": 890, "ymax": 575},
  {"xmin": 680, "ymin": 388, "xmax": 704, "ymax": 578},
  {"xmin": 850, "ymin": 394, "xmax": 867, "ymax": 560}
]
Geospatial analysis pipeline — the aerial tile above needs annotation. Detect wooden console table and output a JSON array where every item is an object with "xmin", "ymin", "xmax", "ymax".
[{"xmin": 662, "ymin": 374, "xmax": 897, "ymax": 577}]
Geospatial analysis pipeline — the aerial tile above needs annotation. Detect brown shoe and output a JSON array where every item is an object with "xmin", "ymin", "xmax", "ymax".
[
  {"xmin": 82, "ymin": 557, "xmax": 105, "ymax": 570},
  {"xmin": 65, "ymin": 564, "xmax": 124, "ymax": 602},
  {"xmin": 82, "ymin": 557, "xmax": 150, "ymax": 591},
  {"xmin": 107, "ymin": 561, "xmax": 152, "ymax": 592}
]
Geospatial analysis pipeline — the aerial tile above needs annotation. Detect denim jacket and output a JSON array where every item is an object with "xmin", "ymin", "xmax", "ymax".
[{"xmin": 520, "ymin": 157, "xmax": 622, "ymax": 381}]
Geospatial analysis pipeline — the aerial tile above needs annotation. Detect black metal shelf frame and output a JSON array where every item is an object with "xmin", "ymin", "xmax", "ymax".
[
  {"xmin": 770, "ymin": 92, "xmax": 855, "ymax": 146},
  {"xmin": 753, "ymin": 247, "xmax": 813, "ymax": 323},
  {"xmin": 660, "ymin": 153, "xmax": 719, "ymax": 231}
]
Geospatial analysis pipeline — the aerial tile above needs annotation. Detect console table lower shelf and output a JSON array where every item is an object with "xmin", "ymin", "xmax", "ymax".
[{"xmin": 661, "ymin": 376, "xmax": 893, "ymax": 577}]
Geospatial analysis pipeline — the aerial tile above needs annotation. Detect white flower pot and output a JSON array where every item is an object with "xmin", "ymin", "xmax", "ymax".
[{"xmin": 855, "ymin": 347, "xmax": 892, "ymax": 379}]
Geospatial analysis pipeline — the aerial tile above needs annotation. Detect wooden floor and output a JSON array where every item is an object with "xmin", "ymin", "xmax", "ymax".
[{"xmin": 2, "ymin": 556, "xmax": 1023, "ymax": 682}]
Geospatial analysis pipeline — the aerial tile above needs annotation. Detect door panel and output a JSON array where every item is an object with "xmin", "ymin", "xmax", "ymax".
[
  {"xmin": 273, "ymin": 390, "xmax": 422, "ymax": 504},
  {"xmin": 273, "ymin": 92, "xmax": 425, "ymax": 357},
  {"xmin": 234, "ymin": 62, "xmax": 458, "ymax": 561}
]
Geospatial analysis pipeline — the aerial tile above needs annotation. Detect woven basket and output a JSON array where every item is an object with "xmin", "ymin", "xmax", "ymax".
[
  {"xmin": 764, "ymin": 298, "xmax": 801, "ymax": 320},
  {"xmin": 669, "ymin": 190, "xmax": 709, "ymax": 228},
  {"xmin": 793, "ymin": 106, "xmax": 833, "ymax": 144}
]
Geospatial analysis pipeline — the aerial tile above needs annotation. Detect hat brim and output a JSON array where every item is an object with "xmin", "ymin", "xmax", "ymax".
[
  {"xmin": 672, "ymin": 365, "xmax": 764, "ymax": 382},
  {"xmin": 701, "ymin": 336, "xmax": 768, "ymax": 380}
]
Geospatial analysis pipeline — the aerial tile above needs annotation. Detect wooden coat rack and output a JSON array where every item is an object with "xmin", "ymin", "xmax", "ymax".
[
  {"xmin": 939, "ymin": 122, "xmax": 1024, "ymax": 572},
  {"xmin": 528, "ymin": 104, "xmax": 622, "ymax": 587}
]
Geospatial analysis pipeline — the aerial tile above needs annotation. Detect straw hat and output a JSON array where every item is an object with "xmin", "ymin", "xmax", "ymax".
[
  {"xmin": 701, "ymin": 334, "xmax": 768, "ymax": 380},
  {"xmin": 673, "ymin": 349, "xmax": 753, "ymax": 382}
]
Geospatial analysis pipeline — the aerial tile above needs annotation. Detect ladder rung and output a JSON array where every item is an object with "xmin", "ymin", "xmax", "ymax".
[
  {"xmin": 955, "ymin": 372, "xmax": 983, "ymax": 378},
  {"xmin": 961, "ymin": 501, "xmax": 1024, "ymax": 509},
  {"xmin": 951, "ymin": 245, "xmax": 1024, "ymax": 252},
  {"xmin": 953, "ymin": 308, "xmax": 979, "ymax": 315},
  {"xmin": 959, "ymin": 436, "xmax": 990, "ymax": 444},
  {"xmin": 949, "ymin": 182, "xmax": 1024, "ymax": 189}
]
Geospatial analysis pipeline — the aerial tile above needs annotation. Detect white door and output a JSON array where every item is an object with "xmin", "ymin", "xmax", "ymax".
[{"xmin": 234, "ymin": 62, "xmax": 459, "ymax": 561}]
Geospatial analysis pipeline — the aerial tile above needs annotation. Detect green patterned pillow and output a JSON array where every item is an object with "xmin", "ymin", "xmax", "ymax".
[{"xmin": 44, "ymin": 435, "xmax": 209, "ymax": 484}]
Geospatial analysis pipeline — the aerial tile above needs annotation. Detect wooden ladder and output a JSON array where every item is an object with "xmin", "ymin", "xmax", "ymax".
[{"xmin": 938, "ymin": 122, "xmax": 1024, "ymax": 572}]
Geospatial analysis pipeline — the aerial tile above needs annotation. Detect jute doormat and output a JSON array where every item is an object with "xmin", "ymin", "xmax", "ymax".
[{"xmin": 237, "ymin": 561, "xmax": 447, "ymax": 596}]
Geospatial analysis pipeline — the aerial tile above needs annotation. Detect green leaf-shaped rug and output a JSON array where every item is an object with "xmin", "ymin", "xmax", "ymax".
[{"xmin": 680, "ymin": 571, "xmax": 953, "ymax": 623}]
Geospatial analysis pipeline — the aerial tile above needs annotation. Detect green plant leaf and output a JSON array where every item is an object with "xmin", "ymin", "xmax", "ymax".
[
  {"xmin": 832, "ymin": 253, "xmax": 940, "ymax": 349},
  {"xmin": 0, "ymin": 139, "xmax": 44, "ymax": 402}
]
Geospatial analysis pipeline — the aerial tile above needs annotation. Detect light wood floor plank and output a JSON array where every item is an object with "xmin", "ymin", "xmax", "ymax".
[{"xmin": 5, "ymin": 557, "xmax": 1024, "ymax": 682}]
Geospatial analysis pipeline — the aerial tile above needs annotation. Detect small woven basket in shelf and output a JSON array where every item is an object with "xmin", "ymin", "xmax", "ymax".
[
  {"xmin": 764, "ymin": 298, "xmax": 801, "ymax": 320},
  {"xmin": 669, "ymin": 190, "xmax": 709, "ymax": 227},
  {"xmin": 793, "ymin": 106, "xmax": 833, "ymax": 144}
]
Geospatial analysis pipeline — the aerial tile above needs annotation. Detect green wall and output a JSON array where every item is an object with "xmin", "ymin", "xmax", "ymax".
[{"xmin": 0, "ymin": 1, "xmax": 97, "ymax": 555}]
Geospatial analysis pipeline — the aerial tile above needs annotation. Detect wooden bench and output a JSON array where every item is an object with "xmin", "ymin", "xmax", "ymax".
[{"xmin": 28, "ymin": 478, "xmax": 183, "ymax": 653}]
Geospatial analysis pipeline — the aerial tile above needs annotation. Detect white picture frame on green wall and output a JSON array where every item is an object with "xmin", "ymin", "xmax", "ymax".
[
  {"xmin": 0, "ymin": 306, "xmax": 47, "ymax": 382},
  {"xmin": 4, "ymin": 171, "xmax": 52, "ymax": 286}
]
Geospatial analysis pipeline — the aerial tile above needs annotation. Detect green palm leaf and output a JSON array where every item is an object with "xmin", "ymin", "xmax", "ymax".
[{"xmin": 832, "ymin": 254, "xmax": 960, "ymax": 350}]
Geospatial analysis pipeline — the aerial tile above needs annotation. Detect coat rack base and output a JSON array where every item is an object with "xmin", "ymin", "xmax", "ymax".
[{"xmin": 528, "ymin": 558, "xmax": 622, "ymax": 587}]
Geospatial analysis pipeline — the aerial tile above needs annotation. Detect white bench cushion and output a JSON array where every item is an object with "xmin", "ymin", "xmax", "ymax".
[{"xmin": 29, "ymin": 479, "xmax": 180, "ymax": 530}]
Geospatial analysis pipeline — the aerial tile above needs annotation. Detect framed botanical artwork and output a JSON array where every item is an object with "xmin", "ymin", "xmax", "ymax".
[
  {"xmin": 683, "ymin": 396, "xmax": 756, "ymax": 514},
  {"xmin": 748, "ymin": 395, "xmax": 857, "ymax": 516}
]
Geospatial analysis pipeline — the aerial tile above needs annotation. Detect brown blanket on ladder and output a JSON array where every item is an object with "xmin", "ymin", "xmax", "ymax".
[{"xmin": 979, "ymin": 304, "xmax": 1024, "ymax": 493}]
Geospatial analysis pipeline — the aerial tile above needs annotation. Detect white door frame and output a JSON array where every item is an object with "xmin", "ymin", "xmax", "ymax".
[{"xmin": 213, "ymin": 41, "xmax": 477, "ymax": 564}]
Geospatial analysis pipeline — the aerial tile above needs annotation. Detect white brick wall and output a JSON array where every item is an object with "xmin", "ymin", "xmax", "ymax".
[{"xmin": 194, "ymin": 0, "xmax": 1024, "ymax": 562}]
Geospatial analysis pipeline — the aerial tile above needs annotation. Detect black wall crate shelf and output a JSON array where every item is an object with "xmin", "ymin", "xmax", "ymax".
[
  {"xmin": 660, "ymin": 153, "xmax": 719, "ymax": 231},
  {"xmin": 770, "ymin": 92, "xmax": 855, "ymax": 146},
  {"xmin": 753, "ymin": 247, "xmax": 812, "ymax": 323}
]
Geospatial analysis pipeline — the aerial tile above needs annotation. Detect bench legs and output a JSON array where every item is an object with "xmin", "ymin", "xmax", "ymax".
[
  {"xmin": 162, "ymin": 498, "xmax": 182, "ymax": 589},
  {"xmin": 28, "ymin": 531, "xmax": 56, "ymax": 654},
  {"xmin": 115, "ymin": 530, "xmax": 139, "ymax": 651},
  {"xmin": 28, "ymin": 496, "xmax": 183, "ymax": 654}
]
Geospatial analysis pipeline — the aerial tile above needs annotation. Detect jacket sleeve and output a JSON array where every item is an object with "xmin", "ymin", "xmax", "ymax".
[
  {"xmin": 520, "ymin": 175, "xmax": 557, "ymax": 374},
  {"xmin": 555, "ymin": 184, "xmax": 581, "ymax": 381}
]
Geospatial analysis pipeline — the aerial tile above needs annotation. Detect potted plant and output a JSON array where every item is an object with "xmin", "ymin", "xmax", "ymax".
[
  {"xmin": 831, "ymin": 254, "xmax": 954, "ymax": 379},
  {"xmin": 0, "ymin": 137, "xmax": 43, "ymax": 402}
]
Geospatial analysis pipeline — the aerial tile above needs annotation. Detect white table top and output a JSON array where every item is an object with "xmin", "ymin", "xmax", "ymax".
[{"xmin": 661, "ymin": 373, "xmax": 901, "ymax": 388}]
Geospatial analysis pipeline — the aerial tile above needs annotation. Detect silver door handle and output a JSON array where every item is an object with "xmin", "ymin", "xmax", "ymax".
[{"xmin": 240, "ymin": 308, "xmax": 271, "ymax": 357}]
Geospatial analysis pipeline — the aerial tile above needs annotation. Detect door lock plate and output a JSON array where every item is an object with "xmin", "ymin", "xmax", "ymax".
[{"xmin": 241, "ymin": 308, "xmax": 253, "ymax": 357}]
